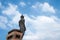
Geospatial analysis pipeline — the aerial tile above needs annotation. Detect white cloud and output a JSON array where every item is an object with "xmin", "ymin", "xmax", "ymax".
[
  {"xmin": 19, "ymin": 2, "xmax": 26, "ymax": 7},
  {"xmin": 2, "ymin": 3, "xmax": 17, "ymax": 16},
  {"xmin": 32, "ymin": 2, "xmax": 55, "ymax": 13},
  {"xmin": 36, "ymin": 16, "xmax": 55, "ymax": 23},
  {"xmin": 23, "ymin": 15, "xmax": 60, "ymax": 40},
  {"xmin": 42, "ymin": 2, "xmax": 55, "ymax": 13},
  {"xmin": 11, "ymin": 12, "xmax": 21, "ymax": 24},
  {"xmin": 0, "ymin": 16, "xmax": 8, "ymax": 29},
  {"xmin": 3, "ymin": 4, "xmax": 21, "ymax": 24},
  {"xmin": 0, "ymin": 16, "xmax": 8, "ymax": 24},
  {"xmin": 2, "ymin": 3, "xmax": 21, "ymax": 25},
  {"xmin": 0, "ymin": 22, "xmax": 7, "ymax": 29},
  {"xmin": 2, "ymin": 3, "xmax": 20, "ymax": 29}
]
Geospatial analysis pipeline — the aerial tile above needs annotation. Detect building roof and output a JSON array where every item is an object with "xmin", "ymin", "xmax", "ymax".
[{"xmin": 8, "ymin": 29, "xmax": 23, "ymax": 34}]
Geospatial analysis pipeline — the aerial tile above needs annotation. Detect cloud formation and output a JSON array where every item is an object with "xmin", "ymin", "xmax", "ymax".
[
  {"xmin": 0, "ymin": 2, "xmax": 60, "ymax": 40},
  {"xmin": 0, "ymin": 16, "xmax": 8, "ymax": 29},
  {"xmin": 2, "ymin": 3, "xmax": 18, "ymax": 16},
  {"xmin": 32, "ymin": 2, "xmax": 55, "ymax": 14},
  {"xmin": 19, "ymin": 2, "xmax": 26, "ymax": 7},
  {"xmin": 23, "ymin": 15, "xmax": 60, "ymax": 40},
  {"xmin": 2, "ymin": 3, "xmax": 21, "ymax": 29}
]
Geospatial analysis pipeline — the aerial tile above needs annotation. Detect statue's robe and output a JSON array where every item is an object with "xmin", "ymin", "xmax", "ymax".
[{"xmin": 19, "ymin": 19, "xmax": 26, "ymax": 33}]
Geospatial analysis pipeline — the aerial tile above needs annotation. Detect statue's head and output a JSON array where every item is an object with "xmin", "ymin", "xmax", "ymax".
[{"xmin": 21, "ymin": 15, "xmax": 24, "ymax": 18}]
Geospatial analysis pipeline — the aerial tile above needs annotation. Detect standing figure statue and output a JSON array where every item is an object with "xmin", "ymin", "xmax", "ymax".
[{"xmin": 19, "ymin": 15, "xmax": 26, "ymax": 37}]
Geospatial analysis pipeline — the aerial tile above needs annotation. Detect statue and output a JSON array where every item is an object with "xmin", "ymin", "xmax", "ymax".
[{"xmin": 19, "ymin": 15, "xmax": 26, "ymax": 37}]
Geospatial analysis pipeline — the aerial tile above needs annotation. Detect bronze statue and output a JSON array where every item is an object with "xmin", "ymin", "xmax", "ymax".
[{"xmin": 19, "ymin": 15, "xmax": 26, "ymax": 37}]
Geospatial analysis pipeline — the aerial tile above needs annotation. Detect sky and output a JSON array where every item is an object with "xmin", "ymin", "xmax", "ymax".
[{"xmin": 0, "ymin": 0, "xmax": 60, "ymax": 40}]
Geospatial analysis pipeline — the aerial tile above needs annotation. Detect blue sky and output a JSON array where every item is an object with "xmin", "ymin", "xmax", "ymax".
[{"xmin": 0, "ymin": 0, "xmax": 60, "ymax": 40}]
